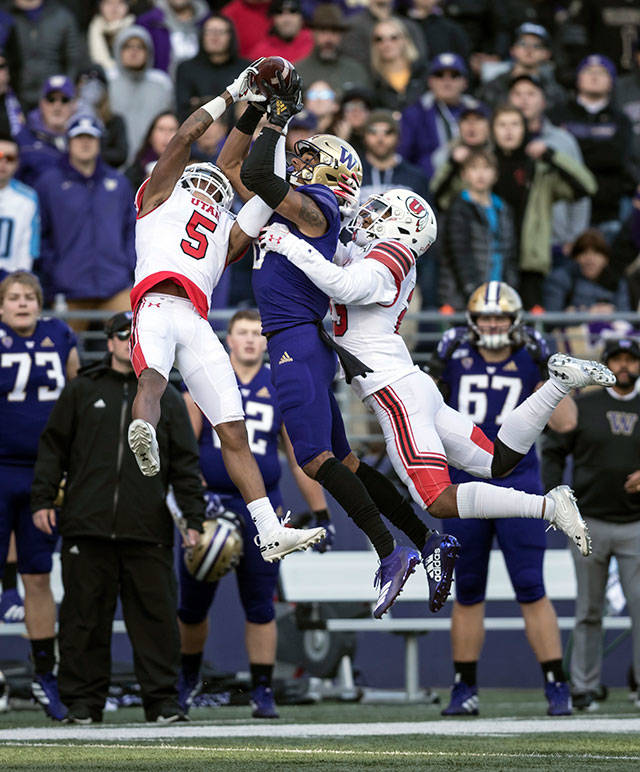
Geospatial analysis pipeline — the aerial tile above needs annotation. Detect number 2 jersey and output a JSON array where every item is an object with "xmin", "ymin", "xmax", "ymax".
[
  {"xmin": 0, "ymin": 317, "xmax": 76, "ymax": 466},
  {"xmin": 198, "ymin": 364, "xmax": 283, "ymax": 494},
  {"xmin": 436, "ymin": 326, "xmax": 549, "ymax": 492},
  {"xmin": 131, "ymin": 179, "xmax": 235, "ymax": 318}
]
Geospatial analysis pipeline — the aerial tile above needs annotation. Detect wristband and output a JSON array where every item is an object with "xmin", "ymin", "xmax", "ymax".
[
  {"xmin": 313, "ymin": 508, "xmax": 331, "ymax": 522},
  {"xmin": 200, "ymin": 95, "xmax": 226, "ymax": 121},
  {"xmin": 236, "ymin": 103, "xmax": 265, "ymax": 135}
]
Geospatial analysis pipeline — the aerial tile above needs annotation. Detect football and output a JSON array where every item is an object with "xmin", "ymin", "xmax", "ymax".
[{"xmin": 250, "ymin": 56, "xmax": 296, "ymax": 98}]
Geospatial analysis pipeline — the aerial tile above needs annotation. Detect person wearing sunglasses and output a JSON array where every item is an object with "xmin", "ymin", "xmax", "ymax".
[
  {"xmin": 31, "ymin": 310, "xmax": 206, "ymax": 724},
  {"xmin": 398, "ymin": 52, "xmax": 477, "ymax": 181},
  {"xmin": 369, "ymin": 18, "xmax": 427, "ymax": 112},
  {"xmin": 15, "ymin": 75, "xmax": 77, "ymax": 189}
]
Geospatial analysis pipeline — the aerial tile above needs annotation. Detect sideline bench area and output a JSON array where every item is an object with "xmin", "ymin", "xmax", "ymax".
[{"xmin": 279, "ymin": 550, "xmax": 631, "ymax": 701}]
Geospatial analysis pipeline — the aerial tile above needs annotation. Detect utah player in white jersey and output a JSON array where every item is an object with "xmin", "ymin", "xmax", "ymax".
[
  {"xmin": 259, "ymin": 187, "xmax": 618, "ymax": 557},
  {"xmin": 128, "ymin": 63, "xmax": 325, "ymax": 561}
]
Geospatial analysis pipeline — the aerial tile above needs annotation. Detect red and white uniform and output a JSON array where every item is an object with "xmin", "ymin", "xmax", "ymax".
[
  {"xmin": 130, "ymin": 181, "xmax": 243, "ymax": 427},
  {"xmin": 282, "ymin": 235, "xmax": 497, "ymax": 509}
]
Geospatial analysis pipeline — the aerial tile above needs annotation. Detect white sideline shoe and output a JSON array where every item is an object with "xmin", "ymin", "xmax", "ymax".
[
  {"xmin": 547, "ymin": 353, "xmax": 616, "ymax": 390},
  {"xmin": 545, "ymin": 485, "xmax": 592, "ymax": 556},
  {"xmin": 255, "ymin": 517, "xmax": 326, "ymax": 563},
  {"xmin": 128, "ymin": 419, "xmax": 160, "ymax": 476}
]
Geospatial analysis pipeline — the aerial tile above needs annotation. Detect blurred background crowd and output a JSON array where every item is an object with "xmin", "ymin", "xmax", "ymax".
[{"xmin": 0, "ymin": 0, "xmax": 639, "ymax": 327}]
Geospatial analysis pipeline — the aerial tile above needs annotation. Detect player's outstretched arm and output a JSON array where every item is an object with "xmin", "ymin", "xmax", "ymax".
[
  {"xmin": 259, "ymin": 223, "xmax": 397, "ymax": 305},
  {"xmin": 139, "ymin": 63, "xmax": 265, "ymax": 216}
]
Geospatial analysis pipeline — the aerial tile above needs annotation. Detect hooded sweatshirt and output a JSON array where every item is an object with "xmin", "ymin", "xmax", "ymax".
[{"xmin": 107, "ymin": 25, "xmax": 175, "ymax": 165}]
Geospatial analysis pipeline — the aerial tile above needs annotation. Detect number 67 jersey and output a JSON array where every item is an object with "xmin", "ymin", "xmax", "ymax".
[{"xmin": 131, "ymin": 179, "xmax": 235, "ymax": 318}]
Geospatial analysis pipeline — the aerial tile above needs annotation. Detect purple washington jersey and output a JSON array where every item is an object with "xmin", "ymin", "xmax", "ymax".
[
  {"xmin": 438, "ymin": 326, "xmax": 549, "ymax": 492},
  {"xmin": 0, "ymin": 317, "xmax": 76, "ymax": 466},
  {"xmin": 199, "ymin": 364, "xmax": 283, "ymax": 493},
  {"xmin": 252, "ymin": 184, "xmax": 341, "ymax": 333}
]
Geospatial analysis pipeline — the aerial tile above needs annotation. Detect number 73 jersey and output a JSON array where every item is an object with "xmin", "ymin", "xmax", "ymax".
[
  {"xmin": 132, "ymin": 180, "xmax": 235, "ymax": 318},
  {"xmin": 0, "ymin": 317, "xmax": 76, "ymax": 465}
]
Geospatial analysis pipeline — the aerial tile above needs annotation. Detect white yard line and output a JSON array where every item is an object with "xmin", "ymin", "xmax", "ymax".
[{"xmin": 1, "ymin": 717, "xmax": 640, "ymax": 742}]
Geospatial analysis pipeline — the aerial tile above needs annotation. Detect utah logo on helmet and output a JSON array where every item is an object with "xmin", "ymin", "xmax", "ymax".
[{"xmin": 184, "ymin": 511, "xmax": 243, "ymax": 582}]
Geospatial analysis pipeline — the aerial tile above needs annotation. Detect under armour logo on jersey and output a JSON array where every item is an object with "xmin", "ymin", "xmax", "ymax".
[
  {"xmin": 93, "ymin": 398, "xmax": 106, "ymax": 408},
  {"xmin": 40, "ymin": 336, "xmax": 54, "ymax": 348},
  {"xmin": 606, "ymin": 410, "xmax": 638, "ymax": 436},
  {"xmin": 278, "ymin": 351, "xmax": 293, "ymax": 364}
]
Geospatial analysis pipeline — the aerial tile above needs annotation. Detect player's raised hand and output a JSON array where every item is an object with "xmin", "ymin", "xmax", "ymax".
[
  {"xmin": 264, "ymin": 70, "xmax": 303, "ymax": 128},
  {"xmin": 226, "ymin": 59, "xmax": 267, "ymax": 104},
  {"xmin": 333, "ymin": 171, "xmax": 361, "ymax": 222}
]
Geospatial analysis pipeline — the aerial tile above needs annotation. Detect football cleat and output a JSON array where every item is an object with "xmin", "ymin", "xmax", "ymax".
[
  {"xmin": 31, "ymin": 672, "xmax": 68, "ymax": 721},
  {"xmin": 547, "ymin": 353, "xmax": 616, "ymax": 390},
  {"xmin": 545, "ymin": 485, "xmax": 591, "ymax": 556},
  {"xmin": 177, "ymin": 669, "xmax": 201, "ymax": 714},
  {"xmin": 545, "ymin": 681, "xmax": 572, "ymax": 716},
  {"xmin": 0, "ymin": 588, "xmax": 25, "ymax": 623},
  {"xmin": 250, "ymin": 685, "xmax": 279, "ymax": 719},
  {"xmin": 441, "ymin": 681, "xmax": 479, "ymax": 716},
  {"xmin": 254, "ymin": 513, "xmax": 325, "ymax": 563},
  {"xmin": 421, "ymin": 532, "xmax": 460, "ymax": 613},
  {"xmin": 373, "ymin": 546, "xmax": 420, "ymax": 619},
  {"xmin": 128, "ymin": 419, "xmax": 160, "ymax": 476}
]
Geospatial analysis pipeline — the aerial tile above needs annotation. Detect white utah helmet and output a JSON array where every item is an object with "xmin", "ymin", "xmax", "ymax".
[
  {"xmin": 178, "ymin": 162, "xmax": 234, "ymax": 208},
  {"xmin": 353, "ymin": 188, "xmax": 437, "ymax": 255}
]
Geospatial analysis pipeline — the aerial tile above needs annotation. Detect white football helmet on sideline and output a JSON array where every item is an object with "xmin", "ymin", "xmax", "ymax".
[
  {"xmin": 353, "ymin": 188, "xmax": 437, "ymax": 255},
  {"xmin": 178, "ymin": 163, "xmax": 234, "ymax": 208}
]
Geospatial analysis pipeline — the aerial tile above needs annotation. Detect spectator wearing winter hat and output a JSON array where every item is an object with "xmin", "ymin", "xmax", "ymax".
[
  {"xmin": 297, "ymin": 4, "xmax": 372, "ymax": 96},
  {"xmin": 549, "ymin": 54, "xmax": 637, "ymax": 240},
  {"xmin": 15, "ymin": 76, "xmax": 77, "ymax": 189},
  {"xmin": 107, "ymin": 26, "xmax": 174, "ymax": 166},
  {"xmin": 35, "ymin": 115, "xmax": 135, "ymax": 327},
  {"xmin": 479, "ymin": 23, "xmax": 566, "ymax": 111},
  {"xmin": 247, "ymin": 0, "xmax": 313, "ymax": 63},
  {"xmin": 398, "ymin": 52, "xmax": 478, "ymax": 181}
]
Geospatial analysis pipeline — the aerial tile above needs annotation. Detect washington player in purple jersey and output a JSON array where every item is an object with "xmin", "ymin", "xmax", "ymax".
[
  {"xmin": 432, "ymin": 282, "xmax": 572, "ymax": 717},
  {"xmin": 178, "ymin": 310, "xmax": 329, "ymax": 718},
  {"xmin": 0, "ymin": 270, "xmax": 79, "ymax": 720},
  {"xmin": 225, "ymin": 79, "xmax": 439, "ymax": 620}
]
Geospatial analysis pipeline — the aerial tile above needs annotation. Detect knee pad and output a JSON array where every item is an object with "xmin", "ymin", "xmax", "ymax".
[
  {"xmin": 238, "ymin": 575, "xmax": 276, "ymax": 624},
  {"xmin": 455, "ymin": 570, "xmax": 487, "ymax": 605},
  {"xmin": 512, "ymin": 566, "xmax": 545, "ymax": 604}
]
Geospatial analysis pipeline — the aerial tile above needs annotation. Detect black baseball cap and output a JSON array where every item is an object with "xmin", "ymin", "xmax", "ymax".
[
  {"xmin": 105, "ymin": 311, "xmax": 133, "ymax": 337},
  {"xmin": 508, "ymin": 73, "xmax": 544, "ymax": 91},
  {"xmin": 602, "ymin": 338, "xmax": 640, "ymax": 364}
]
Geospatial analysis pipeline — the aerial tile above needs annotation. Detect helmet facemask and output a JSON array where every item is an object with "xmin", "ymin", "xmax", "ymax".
[
  {"xmin": 179, "ymin": 163, "xmax": 234, "ymax": 208},
  {"xmin": 353, "ymin": 196, "xmax": 392, "ymax": 246},
  {"xmin": 467, "ymin": 313, "xmax": 520, "ymax": 350},
  {"xmin": 466, "ymin": 281, "xmax": 524, "ymax": 350}
]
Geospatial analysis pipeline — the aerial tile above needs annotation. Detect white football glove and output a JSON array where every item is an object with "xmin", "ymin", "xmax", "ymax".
[
  {"xmin": 332, "ymin": 171, "xmax": 361, "ymax": 223},
  {"xmin": 226, "ymin": 59, "xmax": 267, "ymax": 104},
  {"xmin": 258, "ymin": 223, "xmax": 315, "ymax": 262}
]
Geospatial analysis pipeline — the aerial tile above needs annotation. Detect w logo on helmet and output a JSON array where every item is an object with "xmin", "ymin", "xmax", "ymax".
[
  {"xmin": 407, "ymin": 197, "xmax": 426, "ymax": 217},
  {"xmin": 340, "ymin": 146, "xmax": 357, "ymax": 170}
]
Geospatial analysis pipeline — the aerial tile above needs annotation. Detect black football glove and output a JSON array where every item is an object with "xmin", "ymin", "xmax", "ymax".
[{"xmin": 264, "ymin": 70, "xmax": 303, "ymax": 129}]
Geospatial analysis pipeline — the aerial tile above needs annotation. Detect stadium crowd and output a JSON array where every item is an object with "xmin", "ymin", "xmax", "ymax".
[{"xmin": 0, "ymin": 0, "xmax": 640, "ymax": 723}]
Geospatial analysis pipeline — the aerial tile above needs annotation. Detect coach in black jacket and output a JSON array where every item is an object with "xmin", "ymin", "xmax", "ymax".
[{"xmin": 31, "ymin": 311, "xmax": 205, "ymax": 724}]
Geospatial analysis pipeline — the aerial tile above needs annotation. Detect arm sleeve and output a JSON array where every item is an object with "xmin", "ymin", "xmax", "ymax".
[
  {"xmin": 284, "ymin": 239, "xmax": 402, "ymax": 304},
  {"xmin": 165, "ymin": 387, "xmax": 205, "ymax": 532},
  {"xmin": 31, "ymin": 383, "xmax": 77, "ymax": 511}
]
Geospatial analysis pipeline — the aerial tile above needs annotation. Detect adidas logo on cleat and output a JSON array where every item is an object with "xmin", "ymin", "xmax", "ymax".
[
  {"xmin": 278, "ymin": 351, "xmax": 293, "ymax": 364},
  {"xmin": 425, "ymin": 549, "xmax": 442, "ymax": 582}
]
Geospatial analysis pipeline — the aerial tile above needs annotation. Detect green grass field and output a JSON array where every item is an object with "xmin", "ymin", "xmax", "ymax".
[{"xmin": 1, "ymin": 690, "xmax": 640, "ymax": 771}]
